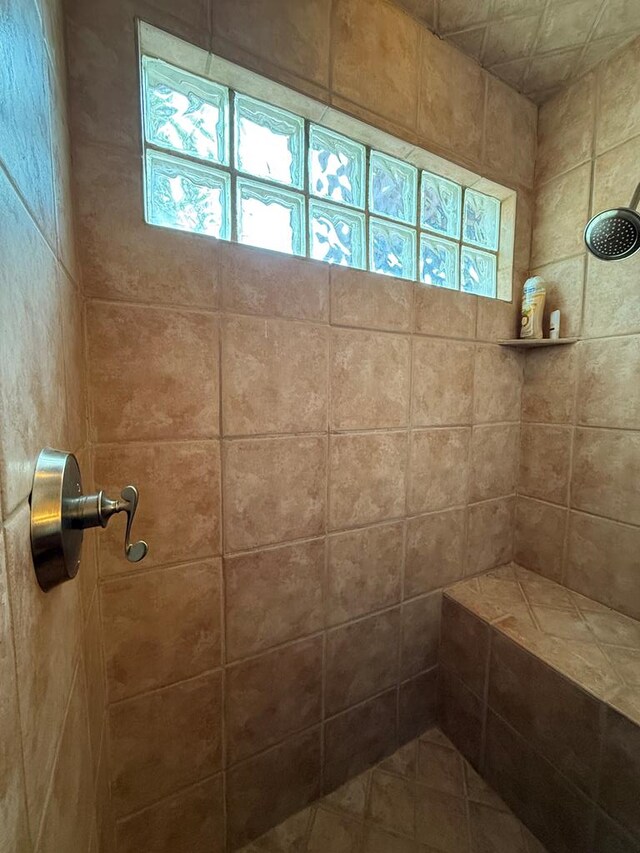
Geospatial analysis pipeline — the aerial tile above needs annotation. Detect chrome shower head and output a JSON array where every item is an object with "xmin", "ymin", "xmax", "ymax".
[{"xmin": 584, "ymin": 182, "xmax": 640, "ymax": 261}]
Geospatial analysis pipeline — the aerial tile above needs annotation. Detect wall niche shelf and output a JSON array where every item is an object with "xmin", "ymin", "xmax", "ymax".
[{"xmin": 498, "ymin": 337, "xmax": 578, "ymax": 349}]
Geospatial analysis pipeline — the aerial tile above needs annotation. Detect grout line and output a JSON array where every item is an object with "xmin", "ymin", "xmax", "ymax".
[
  {"xmin": 92, "ymin": 572, "xmax": 111, "ymax": 789},
  {"xmin": 114, "ymin": 769, "xmax": 224, "ymax": 825},
  {"xmin": 95, "ymin": 490, "xmax": 531, "ymax": 589},
  {"xmin": 462, "ymin": 346, "xmax": 479, "ymax": 577},
  {"xmin": 574, "ymin": 0, "xmax": 610, "ymax": 79},
  {"xmin": 32, "ymin": 658, "xmax": 84, "ymax": 850},
  {"xmin": 487, "ymin": 704, "xmax": 602, "ymax": 812},
  {"xmin": 521, "ymin": 0, "xmax": 554, "ymax": 91},
  {"xmin": 579, "ymin": 46, "xmax": 602, "ymax": 357},
  {"xmin": 0, "ymin": 524, "xmax": 36, "ymax": 850},
  {"xmin": 561, "ymin": 325, "xmax": 586, "ymax": 584},
  {"xmin": 0, "ymin": 156, "xmax": 60, "ymax": 275},
  {"xmin": 97, "ymin": 553, "xmax": 226, "ymax": 585},
  {"xmin": 83, "ymin": 291, "xmax": 535, "ymax": 343},
  {"xmin": 107, "ymin": 666, "xmax": 224, "ymax": 709},
  {"xmin": 535, "ymin": 127, "xmax": 640, "ymax": 193},
  {"xmin": 523, "ymin": 419, "xmax": 640, "ymax": 435}
]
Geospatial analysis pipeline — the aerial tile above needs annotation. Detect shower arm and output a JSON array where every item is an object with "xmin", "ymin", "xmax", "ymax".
[{"xmin": 631, "ymin": 183, "xmax": 640, "ymax": 210}]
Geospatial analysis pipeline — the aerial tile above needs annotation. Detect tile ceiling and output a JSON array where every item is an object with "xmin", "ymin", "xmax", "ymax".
[{"xmin": 394, "ymin": 0, "xmax": 640, "ymax": 102}]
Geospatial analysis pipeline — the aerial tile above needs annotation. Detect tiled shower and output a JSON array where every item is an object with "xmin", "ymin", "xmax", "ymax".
[{"xmin": 1, "ymin": 1, "xmax": 639, "ymax": 852}]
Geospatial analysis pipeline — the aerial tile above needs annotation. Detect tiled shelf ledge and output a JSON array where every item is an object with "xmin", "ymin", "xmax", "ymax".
[
  {"xmin": 498, "ymin": 337, "xmax": 578, "ymax": 348},
  {"xmin": 443, "ymin": 564, "xmax": 640, "ymax": 726},
  {"xmin": 439, "ymin": 564, "xmax": 640, "ymax": 852}
]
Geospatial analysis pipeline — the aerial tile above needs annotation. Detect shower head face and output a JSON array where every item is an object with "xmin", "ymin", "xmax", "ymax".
[{"xmin": 584, "ymin": 207, "xmax": 640, "ymax": 260}]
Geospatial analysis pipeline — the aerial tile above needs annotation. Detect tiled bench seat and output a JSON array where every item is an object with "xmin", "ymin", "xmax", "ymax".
[{"xmin": 439, "ymin": 564, "xmax": 640, "ymax": 853}]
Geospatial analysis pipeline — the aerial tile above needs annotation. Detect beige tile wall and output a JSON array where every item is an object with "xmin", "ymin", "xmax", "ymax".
[
  {"xmin": 518, "ymin": 35, "xmax": 640, "ymax": 621},
  {"xmin": 83, "ymin": 249, "xmax": 527, "ymax": 852},
  {"xmin": 63, "ymin": 0, "xmax": 537, "ymax": 849},
  {"xmin": 0, "ymin": 1, "xmax": 104, "ymax": 852}
]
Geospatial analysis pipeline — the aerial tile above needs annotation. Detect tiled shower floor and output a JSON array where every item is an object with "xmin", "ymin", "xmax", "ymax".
[{"xmin": 239, "ymin": 727, "xmax": 548, "ymax": 853}]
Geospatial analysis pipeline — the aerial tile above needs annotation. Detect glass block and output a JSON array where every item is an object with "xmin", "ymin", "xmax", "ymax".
[
  {"xmin": 463, "ymin": 189, "xmax": 500, "ymax": 250},
  {"xmin": 369, "ymin": 151, "xmax": 418, "ymax": 225},
  {"xmin": 420, "ymin": 234, "xmax": 459, "ymax": 290},
  {"xmin": 369, "ymin": 218, "xmax": 416, "ymax": 280},
  {"xmin": 461, "ymin": 247, "xmax": 497, "ymax": 297},
  {"xmin": 421, "ymin": 171, "xmax": 462, "ymax": 239},
  {"xmin": 235, "ymin": 94, "xmax": 304, "ymax": 189},
  {"xmin": 237, "ymin": 178, "xmax": 305, "ymax": 256},
  {"xmin": 309, "ymin": 199, "xmax": 365, "ymax": 269},
  {"xmin": 145, "ymin": 150, "xmax": 231, "ymax": 239},
  {"xmin": 309, "ymin": 126, "xmax": 365, "ymax": 209},
  {"xmin": 142, "ymin": 57, "xmax": 229, "ymax": 165}
]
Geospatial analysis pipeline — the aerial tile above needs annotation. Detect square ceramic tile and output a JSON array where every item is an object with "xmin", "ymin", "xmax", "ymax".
[
  {"xmin": 469, "ymin": 424, "xmax": 519, "ymax": 502},
  {"xmin": 325, "ymin": 610, "xmax": 400, "ymax": 714},
  {"xmin": 519, "ymin": 424, "xmax": 572, "ymax": 506},
  {"xmin": 405, "ymin": 508, "xmax": 466, "ymax": 597},
  {"xmin": 226, "ymin": 637, "xmax": 322, "ymax": 763},
  {"xmin": 412, "ymin": 339, "xmax": 474, "ymax": 427},
  {"xmin": 330, "ymin": 329, "xmax": 411, "ymax": 430},
  {"xmin": 407, "ymin": 428, "xmax": 470, "ymax": 514},
  {"xmin": 225, "ymin": 539, "xmax": 324, "ymax": 660},
  {"xmin": 87, "ymin": 301, "xmax": 220, "ymax": 443},
  {"xmin": 101, "ymin": 560, "xmax": 222, "ymax": 701},
  {"xmin": 571, "ymin": 428, "xmax": 640, "ymax": 525},
  {"xmin": 327, "ymin": 523, "xmax": 403, "ymax": 626},
  {"xmin": 473, "ymin": 346, "xmax": 523, "ymax": 424},
  {"xmin": 329, "ymin": 432, "xmax": 407, "ymax": 529},
  {"xmin": 222, "ymin": 315, "xmax": 328, "ymax": 435},
  {"xmin": 75, "ymin": 143, "xmax": 220, "ymax": 308},
  {"xmin": 226, "ymin": 728, "xmax": 321, "ymax": 849},
  {"xmin": 400, "ymin": 594, "xmax": 441, "ymax": 679},
  {"xmin": 116, "ymin": 775, "xmax": 224, "ymax": 853},
  {"xmin": 330, "ymin": 266, "xmax": 412, "ymax": 332},
  {"xmin": 109, "ymin": 671, "xmax": 223, "ymax": 815},
  {"xmin": 323, "ymin": 690, "xmax": 397, "ymax": 792},
  {"xmin": 94, "ymin": 441, "xmax": 221, "ymax": 575},
  {"xmin": 224, "ymin": 436, "xmax": 327, "ymax": 550},
  {"xmin": 220, "ymin": 242, "xmax": 329, "ymax": 322},
  {"xmin": 332, "ymin": 0, "xmax": 420, "ymax": 129}
]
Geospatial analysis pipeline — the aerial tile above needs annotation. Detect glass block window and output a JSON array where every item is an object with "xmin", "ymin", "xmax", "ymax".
[
  {"xmin": 369, "ymin": 152, "xmax": 417, "ymax": 226},
  {"xmin": 141, "ymin": 55, "xmax": 502, "ymax": 294},
  {"xmin": 309, "ymin": 126, "xmax": 365, "ymax": 209},
  {"xmin": 370, "ymin": 218, "xmax": 416, "ymax": 279},
  {"xmin": 420, "ymin": 234, "xmax": 459, "ymax": 290},
  {"xmin": 235, "ymin": 94, "xmax": 304, "ymax": 189},
  {"xmin": 421, "ymin": 173, "xmax": 461, "ymax": 239},
  {"xmin": 463, "ymin": 188, "xmax": 500, "ymax": 251},
  {"xmin": 142, "ymin": 57, "xmax": 229, "ymax": 165},
  {"xmin": 145, "ymin": 149, "xmax": 231, "ymax": 239},
  {"xmin": 461, "ymin": 247, "xmax": 498, "ymax": 298},
  {"xmin": 237, "ymin": 178, "xmax": 305, "ymax": 256},
  {"xmin": 310, "ymin": 200, "xmax": 366, "ymax": 269}
]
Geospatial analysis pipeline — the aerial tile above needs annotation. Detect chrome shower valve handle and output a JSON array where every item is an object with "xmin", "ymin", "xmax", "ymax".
[
  {"xmin": 72, "ymin": 484, "xmax": 148, "ymax": 562},
  {"xmin": 30, "ymin": 448, "xmax": 149, "ymax": 591},
  {"xmin": 120, "ymin": 486, "xmax": 149, "ymax": 562}
]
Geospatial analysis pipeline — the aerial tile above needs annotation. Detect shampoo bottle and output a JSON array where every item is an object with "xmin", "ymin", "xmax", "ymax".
[{"xmin": 520, "ymin": 276, "xmax": 546, "ymax": 340}]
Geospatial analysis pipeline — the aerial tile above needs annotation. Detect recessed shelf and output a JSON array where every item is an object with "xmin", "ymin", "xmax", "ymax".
[{"xmin": 498, "ymin": 337, "xmax": 578, "ymax": 348}]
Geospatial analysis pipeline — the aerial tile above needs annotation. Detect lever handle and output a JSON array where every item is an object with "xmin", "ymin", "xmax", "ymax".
[
  {"xmin": 119, "ymin": 486, "xmax": 148, "ymax": 562},
  {"xmin": 96, "ymin": 486, "xmax": 148, "ymax": 563}
]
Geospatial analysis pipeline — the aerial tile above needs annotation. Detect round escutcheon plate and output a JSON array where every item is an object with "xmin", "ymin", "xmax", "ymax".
[{"xmin": 30, "ymin": 448, "xmax": 84, "ymax": 591}]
